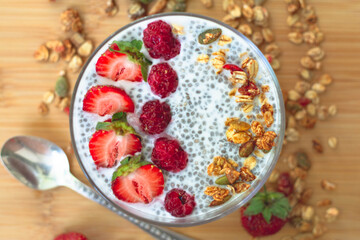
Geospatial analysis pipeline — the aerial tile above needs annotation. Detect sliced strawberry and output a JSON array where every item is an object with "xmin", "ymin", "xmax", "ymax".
[
  {"xmin": 89, "ymin": 131, "xmax": 141, "ymax": 168},
  {"xmin": 96, "ymin": 43, "xmax": 142, "ymax": 82},
  {"xmin": 112, "ymin": 164, "xmax": 164, "ymax": 204},
  {"xmin": 83, "ymin": 85, "xmax": 135, "ymax": 116},
  {"xmin": 54, "ymin": 232, "xmax": 88, "ymax": 240}
]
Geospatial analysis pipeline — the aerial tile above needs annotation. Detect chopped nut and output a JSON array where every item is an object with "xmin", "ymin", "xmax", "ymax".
[
  {"xmin": 317, "ymin": 199, "xmax": 332, "ymax": 207},
  {"xmin": 311, "ymin": 83, "xmax": 326, "ymax": 93},
  {"xmin": 251, "ymin": 31, "xmax": 263, "ymax": 46},
  {"xmin": 286, "ymin": 153, "xmax": 297, "ymax": 169},
  {"xmin": 264, "ymin": 111, "xmax": 274, "ymax": 127},
  {"xmin": 239, "ymin": 167, "xmax": 256, "ymax": 181},
  {"xmin": 315, "ymin": 31, "xmax": 324, "ymax": 44},
  {"xmin": 251, "ymin": 121, "xmax": 264, "ymax": 136},
  {"xmin": 307, "ymin": 47, "xmax": 325, "ymax": 61},
  {"xmin": 303, "ymin": 31, "xmax": 315, "ymax": 44},
  {"xmin": 317, "ymin": 106, "xmax": 329, "ymax": 120},
  {"xmin": 264, "ymin": 43, "xmax": 281, "ymax": 57},
  {"xmin": 319, "ymin": 73, "xmax": 333, "ymax": 85},
  {"xmin": 287, "ymin": 115, "xmax": 297, "ymax": 129},
  {"xmin": 61, "ymin": 39, "xmax": 76, "ymax": 62},
  {"xmin": 197, "ymin": 54, "xmax": 209, "ymax": 63},
  {"xmin": 295, "ymin": 81, "xmax": 310, "ymax": 95},
  {"xmin": 301, "ymin": 205, "xmax": 315, "ymax": 221},
  {"xmin": 242, "ymin": 4, "xmax": 254, "ymax": 21},
  {"xmin": 68, "ymin": 55, "xmax": 83, "ymax": 73},
  {"xmin": 300, "ymin": 56, "xmax": 315, "ymax": 69},
  {"xmin": 70, "ymin": 33, "xmax": 85, "ymax": 47},
  {"xmin": 207, "ymin": 156, "xmax": 237, "ymax": 176},
  {"xmin": 328, "ymin": 105, "xmax": 337, "ymax": 116},
  {"xmin": 253, "ymin": 6, "xmax": 268, "ymax": 26},
  {"xmin": 261, "ymin": 28, "xmax": 274, "ymax": 42},
  {"xmin": 238, "ymin": 24, "xmax": 253, "ymax": 37},
  {"xmin": 306, "ymin": 103, "xmax": 316, "ymax": 116},
  {"xmin": 300, "ymin": 115, "xmax": 317, "ymax": 129},
  {"xmin": 229, "ymin": 4, "xmax": 242, "ymax": 18},
  {"xmin": 225, "ymin": 168, "xmax": 240, "ymax": 184},
  {"xmin": 304, "ymin": 90, "xmax": 318, "ymax": 100},
  {"xmin": 291, "ymin": 167, "xmax": 308, "ymax": 180},
  {"xmin": 312, "ymin": 139, "xmax": 323, "ymax": 153},
  {"xmin": 128, "ymin": 2, "xmax": 145, "ymax": 20},
  {"xmin": 295, "ymin": 109, "xmax": 306, "ymax": 120},
  {"xmin": 60, "ymin": 8, "xmax": 83, "ymax": 33},
  {"xmin": 34, "ymin": 45, "xmax": 49, "ymax": 61},
  {"xmin": 271, "ymin": 58, "xmax": 281, "ymax": 70},
  {"xmin": 287, "ymin": 14, "xmax": 300, "ymax": 27},
  {"xmin": 313, "ymin": 221, "xmax": 327, "ymax": 237},
  {"xmin": 222, "ymin": 14, "xmax": 240, "ymax": 28},
  {"xmin": 299, "ymin": 68, "xmax": 312, "ymax": 81},
  {"xmin": 288, "ymin": 89, "xmax": 301, "ymax": 101},
  {"xmin": 286, "ymin": 128, "xmax": 300, "ymax": 142},
  {"xmin": 218, "ymin": 35, "xmax": 232, "ymax": 46},
  {"xmin": 49, "ymin": 51, "xmax": 60, "ymax": 63},
  {"xmin": 328, "ymin": 137, "xmax": 338, "ymax": 149},
  {"xmin": 325, "ymin": 207, "xmax": 339, "ymax": 222},
  {"xmin": 38, "ymin": 102, "xmax": 49, "ymax": 115},
  {"xmin": 222, "ymin": 0, "xmax": 235, "ymax": 12},
  {"xmin": 268, "ymin": 169, "xmax": 279, "ymax": 183},
  {"xmin": 288, "ymin": 32, "xmax": 303, "ymax": 44},
  {"xmin": 243, "ymin": 156, "xmax": 257, "ymax": 170},
  {"xmin": 299, "ymin": 188, "xmax": 313, "ymax": 204},
  {"xmin": 287, "ymin": 2, "xmax": 300, "ymax": 13},
  {"xmin": 200, "ymin": 0, "xmax": 213, "ymax": 8},
  {"xmin": 148, "ymin": 0, "xmax": 167, "ymax": 15},
  {"xmin": 256, "ymin": 131, "xmax": 277, "ymax": 150},
  {"xmin": 233, "ymin": 182, "xmax": 250, "ymax": 193},
  {"xmin": 204, "ymin": 186, "xmax": 230, "ymax": 201},
  {"xmin": 209, "ymin": 195, "xmax": 231, "ymax": 207},
  {"xmin": 77, "ymin": 40, "xmax": 93, "ymax": 57},
  {"xmin": 45, "ymin": 40, "xmax": 65, "ymax": 53},
  {"xmin": 171, "ymin": 24, "xmax": 184, "ymax": 35},
  {"xmin": 321, "ymin": 179, "xmax": 336, "ymax": 190},
  {"xmin": 43, "ymin": 91, "xmax": 55, "ymax": 104},
  {"xmin": 105, "ymin": 0, "xmax": 118, "ymax": 17},
  {"xmin": 59, "ymin": 97, "xmax": 70, "ymax": 110}
]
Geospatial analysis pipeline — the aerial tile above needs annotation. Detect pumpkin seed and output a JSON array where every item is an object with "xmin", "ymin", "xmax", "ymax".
[
  {"xmin": 198, "ymin": 28, "xmax": 222, "ymax": 45},
  {"xmin": 239, "ymin": 140, "xmax": 256, "ymax": 157},
  {"xmin": 55, "ymin": 76, "xmax": 69, "ymax": 97},
  {"xmin": 215, "ymin": 175, "xmax": 230, "ymax": 185}
]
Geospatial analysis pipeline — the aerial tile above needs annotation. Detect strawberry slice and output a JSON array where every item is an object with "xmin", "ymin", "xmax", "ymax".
[
  {"xmin": 83, "ymin": 85, "xmax": 135, "ymax": 116},
  {"xmin": 89, "ymin": 112, "xmax": 142, "ymax": 168},
  {"xmin": 112, "ymin": 160, "xmax": 164, "ymax": 204},
  {"xmin": 54, "ymin": 232, "xmax": 88, "ymax": 240}
]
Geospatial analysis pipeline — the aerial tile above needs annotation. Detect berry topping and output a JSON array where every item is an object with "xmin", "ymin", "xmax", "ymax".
[
  {"xmin": 139, "ymin": 100, "xmax": 172, "ymax": 135},
  {"xmin": 143, "ymin": 20, "xmax": 181, "ymax": 60},
  {"xmin": 152, "ymin": 137, "xmax": 188, "ymax": 172},
  {"xmin": 277, "ymin": 172, "xmax": 293, "ymax": 196},
  {"xmin": 54, "ymin": 232, "xmax": 88, "ymax": 240},
  {"xmin": 298, "ymin": 97, "xmax": 311, "ymax": 107},
  {"xmin": 83, "ymin": 85, "xmax": 135, "ymax": 116},
  {"xmin": 164, "ymin": 188, "xmax": 196, "ymax": 217},
  {"xmin": 240, "ymin": 188, "xmax": 291, "ymax": 237},
  {"xmin": 223, "ymin": 64, "xmax": 243, "ymax": 73},
  {"xmin": 112, "ymin": 156, "xmax": 164, "ymax": 204},
  {"xmin": 89, "ymin": 112, "xmax": 142, "ymax": 168},
  {"xmin": 148, "ymin": 63, "xmax": 178, "ymax": 98},
  {"xmin": 238, "ymin": 81, "xmax": 260, "ymax": 98}
]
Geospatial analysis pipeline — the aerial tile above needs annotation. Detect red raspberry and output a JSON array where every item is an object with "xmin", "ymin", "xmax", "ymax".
[
  {"xmin": 277, "ymin": 172, "xmax": 293, "ymax": 196},
  {"xmin": 148, "ymin": 63, "xmax": 178, "ymax": 98},
  {"xmin": 238, "ymin": 81, "xmax": 260, "ymax": 98},
  {"xmin": 143, "ymin": 20, "xmax": 181, "ymax": 60},
  {"xmin": 164, "ymin": 188, "xmax": 196, "ymax": 217},
  {"xmin": 152, "ymin": 137, "xmax": 188, "ymax": 172},
  {"xmin": 139, "ymin": 100, "xmax": 172, "ymax": 135}
]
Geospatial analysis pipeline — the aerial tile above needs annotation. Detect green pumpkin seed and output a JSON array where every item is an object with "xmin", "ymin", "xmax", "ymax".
[
  {"xmin": 198, "ymin": 28, "xmax": 222, "ymax": 45},
  {"xmin": 239, "ymin": 140, "xmax": 256, "ymax": 157},
  {"xmin": 215, "ymin": 175, "xmax": 230, "ymax": 185},
  {"xmin": 55, "ymin": 76, "xmax": 69, "ymax": 97},
  {"xmin": 296, "ymin": 151, "xmax": 311, "ymax": 170}
]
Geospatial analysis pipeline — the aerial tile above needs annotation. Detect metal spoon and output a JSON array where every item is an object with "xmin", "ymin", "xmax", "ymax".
[{"xmin": 0, "ymin": 136, "xmax": 192, "ymax": 240}]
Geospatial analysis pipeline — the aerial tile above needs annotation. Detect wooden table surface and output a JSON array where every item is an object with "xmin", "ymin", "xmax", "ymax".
[{"xmin": 1, "ymin": 0, "xmax": 360, "ymax": 239}]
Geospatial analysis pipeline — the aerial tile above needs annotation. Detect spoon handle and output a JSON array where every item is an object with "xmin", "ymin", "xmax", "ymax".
[{"xmin": 63, "ymin": 174, "xmax": 193, "ymax": 240}]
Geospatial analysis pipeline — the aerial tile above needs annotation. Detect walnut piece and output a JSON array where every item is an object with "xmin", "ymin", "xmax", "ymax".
[
  {"xmin": 34, "ymin": 45, "xmax": 49, "ymax": 61},
  {"xmin": 207, "ymin": 156, "xmax": 238, "ymax": 176},
  {"xmin": 256, "ymin": 131, "xmax": 277, "ymax": 151},
  {"xmin": 239, "ymin": 167, "xmax": 256, "ymax": 181},
  {"xmin": 233, "ymin": 182, "xmax": 250, "ymax": 193},
  {"xmin": 251, "ymin": 121, "xmax": 264, "ymax": 136},
  {"xmin": 204, "ymin": 186, "xmax": 230, "ymax": 201},
  {"xmin": 60, "ymin": 8, "xmax": 83, "ymax": 33}
]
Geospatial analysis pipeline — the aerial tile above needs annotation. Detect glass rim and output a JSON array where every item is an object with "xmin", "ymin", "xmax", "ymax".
[{"xmin": 69, "ymin": 12, "xmax": 285, "ymax": 227}]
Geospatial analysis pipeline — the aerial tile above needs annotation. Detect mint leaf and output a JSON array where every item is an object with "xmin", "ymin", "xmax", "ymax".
[
  {"xmin": 262, "ymin": 206, "xmax": 272, "ymax": 224},
  {"xmin": 244, "ymin": 197, "xmax": 265, "ymax": 216},
  {"xmin": 112, "ymin": 112, "xmax": 127, "ymax": 122},
  {"xmin": 120, "ymin": 157, "xmax": 130, "ymax": 166},
  {"xmin": 128, "ymin": 155, "xmax": 142, "ymax": 164},
  {"xmin": 95, "ymin": 122, "xmax": 112, "ymax": 131}
]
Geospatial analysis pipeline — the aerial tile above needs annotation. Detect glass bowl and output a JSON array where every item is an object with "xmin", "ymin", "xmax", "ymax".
[{"xmin": 70, "ymin": 12, "xmax": 285, "ymax": 227}]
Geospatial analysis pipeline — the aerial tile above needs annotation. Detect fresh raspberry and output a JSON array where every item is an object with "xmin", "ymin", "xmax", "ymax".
[
  {"xmin": 277, "ymin": 172, "xmax": 293, "ymax": 196},
  {"xmin": 139, "ymin": 100, "xmax": 172, "ymax": 135},
  {"xmin": 164, "ymin": 188, "xmax": 196, "ymax": 217},
  {"xmin": 152, "ymin": 137, "xmax": 188, "ymax": 172},
  {"xmin": 148, "ymin": 63, "xmax": 178, "ymax": 98},
  {"xmin": 143, "ymin": 20, "xmax": 181, "ymax": 60}
]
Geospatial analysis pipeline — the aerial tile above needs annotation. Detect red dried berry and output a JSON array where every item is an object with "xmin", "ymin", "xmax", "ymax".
[
  {"xmin": 164, "ymin": 188, "xmax": 196, "ymax": 217},
  {"xmin": 238, "ymin": 81, "xmax": 260, "ymax": 98},
  {"xmin": 139, "ymin": 100, "xmax": 172, "ymax": 135},
  {"xmin": 152, "ymin": 137, "xmax": 188, "ymax": 172},
  {"xmin": 277, "ymin": 172, "xmax": 293, "ymax": 196},
  {"xmin": 143, "ymin": 20, "xmax": 181, "ymax": 60},
  {"xmin": 298, "ymin": 97, "xmax": 311, "ymax": 107},
  {"xmin": 148, "ymin": 63, "xmax": 178, "ymax": 98},
  {"xmin": 223, "ymin": 64, "xmax": 243, "ymax": 73}
]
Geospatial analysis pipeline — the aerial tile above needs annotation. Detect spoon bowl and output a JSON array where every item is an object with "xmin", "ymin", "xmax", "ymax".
[{"xmin": 1, "ymin": 136, "xmax": 70, "ymax": 190}]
